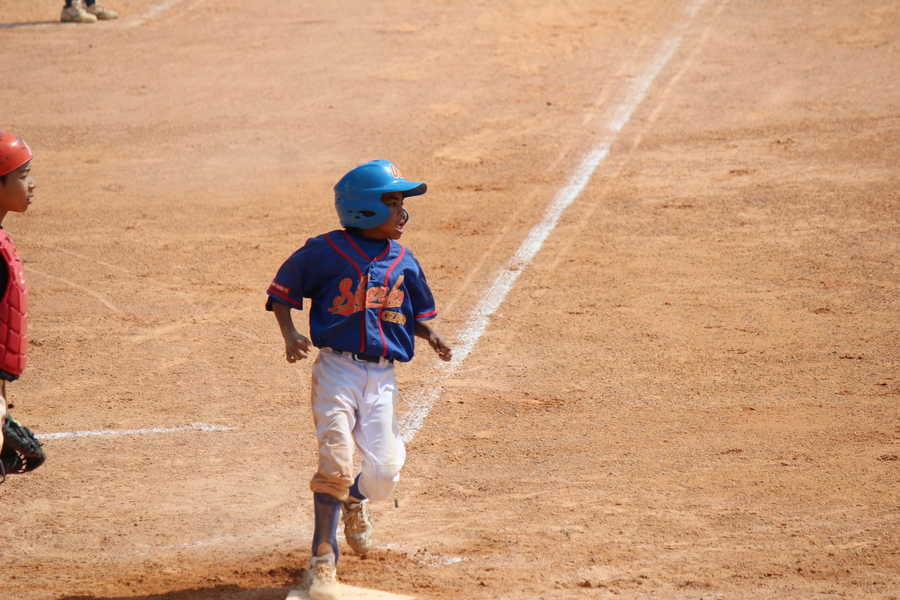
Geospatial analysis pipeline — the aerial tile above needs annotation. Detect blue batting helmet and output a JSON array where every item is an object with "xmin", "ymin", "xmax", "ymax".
[{"xmin": 334, "ymin": 160, "xmax": 427, "ymax": 229}]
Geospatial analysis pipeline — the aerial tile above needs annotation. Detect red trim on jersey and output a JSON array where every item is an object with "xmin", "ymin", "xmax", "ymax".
[
  {"xmin": 359, "ymin": 310, "xmax": 366, "ymax": 352},
  {"xmin": 268, "ymin": 284, "xmax": 303, "ymax": 308},
  {"xmin": 341, "ymin": 230, "xmax": 392, "ymax": 263},
  {"xmin": 326, "ymin": 232, "xmax": 363, "ymax": 278},
  {"xmin": 383, "ymin": 244, "xmax": 405, "ymax": 284},
  {"xmin": 415, "ymin": 309, "xmax": 437, "ymax": 320},
  {"xmin": 374, "ymin": 242, "xmax": 392, "ymax": 262},
  {"xmin": 341, "ymin": 230, "xmax": 371, "ymax": 262}
]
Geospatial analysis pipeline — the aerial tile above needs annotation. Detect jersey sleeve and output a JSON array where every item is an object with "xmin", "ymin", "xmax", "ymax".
[
  {"xmin": 405, "ymin": 254, "xmax": 438, "ymax": 322},
  {"xmin": 266, "ymin": 248, "xmax": 309, "ymax": 311}
]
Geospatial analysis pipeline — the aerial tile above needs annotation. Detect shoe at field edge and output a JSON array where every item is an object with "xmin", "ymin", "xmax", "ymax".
[
  {"xmin": 342, "ymin": 499, "xmax": 375, "ymax": 555},
  {"xmin": 308, "ymin": 553, "xmax": 341, "ymax": 600},
  {"xmin": 86, "ymin": 3, "xmax": 119, "ymax": 19},
  {"xmin": 61, "ymin": 1, "xmax": 98, "ymax": 22}
]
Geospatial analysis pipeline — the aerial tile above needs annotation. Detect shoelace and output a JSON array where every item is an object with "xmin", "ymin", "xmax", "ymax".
[
  {"xmin": 344, "ymin": 504, "xmax": 369, "ymax": 532},
  {"xmin": 313, "ymin": 563, "xmax": 337, "ymax": 584}
]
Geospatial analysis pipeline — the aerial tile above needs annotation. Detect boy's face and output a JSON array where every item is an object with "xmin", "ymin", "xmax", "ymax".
[
  {"xmin": 0, "ymin": 161, "xmax": 35, "ymax": 215},
  {"xmin": 362, "ymin": 191, "xmax": 408, "ymax": 240}
]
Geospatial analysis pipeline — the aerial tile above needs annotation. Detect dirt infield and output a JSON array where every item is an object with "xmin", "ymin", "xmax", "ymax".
[{"xmin": 1, "ymin": 0, "xmax": 898, "ymax": 598}]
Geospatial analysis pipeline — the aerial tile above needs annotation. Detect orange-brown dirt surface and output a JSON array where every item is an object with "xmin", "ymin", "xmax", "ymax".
[{"xmin": 1, "ymin": 0, "xmax": 899, "ymax": 599}]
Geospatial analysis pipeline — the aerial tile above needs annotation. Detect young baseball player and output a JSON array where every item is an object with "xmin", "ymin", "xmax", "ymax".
[
  {"xmin": 266, "ymin": 160, "xmax": 452, "ymax": 600},
  {"xmin": 0, "ymin": 133, "xmax": 46, "ymax": 483}
]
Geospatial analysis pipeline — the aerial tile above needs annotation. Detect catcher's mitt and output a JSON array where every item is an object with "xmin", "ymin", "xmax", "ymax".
[{"xmin": 1, "ymin": 409, "xmax": 46, "ymax": 478}]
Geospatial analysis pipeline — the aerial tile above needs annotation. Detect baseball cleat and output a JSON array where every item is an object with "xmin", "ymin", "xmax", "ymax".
[
  {"xmin": 86, "ymin": 3, "xmax": 118, "ymax": 19},
  {"xmin": 308, "ymin": 553, "xmax": 341, "ymax": 600},
  {"xmin": 342, "ymin": 499, "xmax": 375, "ymax": 555},
  {"xmin": 61, "ymin": 1, "xmax": 98, "ymax": 22}
]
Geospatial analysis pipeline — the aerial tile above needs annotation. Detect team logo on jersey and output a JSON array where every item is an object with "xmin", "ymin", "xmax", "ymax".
[
  {"xmin": 381, "ymin": 310, "xmax": 406, "ymax": 325},
  {"xmin": 328, "ymin": 275, "xmax": 406, "ymax": 317}
]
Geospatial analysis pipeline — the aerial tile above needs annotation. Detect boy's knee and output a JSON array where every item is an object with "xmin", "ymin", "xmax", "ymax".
[
  {"xmin": 359, "ymin": 463, "xmax": 402, "ymax": 502},
  {"xmin": 312, "ymin": 446, "xmax": 355, "ymax": 500}
]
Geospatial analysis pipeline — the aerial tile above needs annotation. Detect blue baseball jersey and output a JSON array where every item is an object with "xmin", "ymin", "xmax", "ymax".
[{"xmin": 266, "ymin": 229, "xmax": 438, "ymax": 362}]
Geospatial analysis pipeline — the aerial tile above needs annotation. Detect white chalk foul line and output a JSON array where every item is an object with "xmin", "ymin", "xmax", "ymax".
[
  {"xmin": 399, "ymin": 0, "xmax": 706, "ymax": 443},
  {"xmin": 126, "ymin": 0, "xmax": 186, "ymax": 27},
  {"xmin": 37, "ymin": 422, "xmax": 231, "ymax": 441}
]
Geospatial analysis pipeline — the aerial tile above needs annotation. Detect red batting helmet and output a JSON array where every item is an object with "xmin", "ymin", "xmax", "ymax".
[{"xmin": 0, "ymin": 133, "xmax": 34, "ymax": 177}]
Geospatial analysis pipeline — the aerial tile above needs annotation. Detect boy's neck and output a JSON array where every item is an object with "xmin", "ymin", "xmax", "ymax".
[{"xmin": 346, "ymin": 228, "xmax": 389, "ymax": 244}]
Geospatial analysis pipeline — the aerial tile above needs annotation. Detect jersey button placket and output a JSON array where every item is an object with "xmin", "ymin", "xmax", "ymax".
[{"xmin": 363, "ymin": 264, "xmax": 382, "ymax": 356}]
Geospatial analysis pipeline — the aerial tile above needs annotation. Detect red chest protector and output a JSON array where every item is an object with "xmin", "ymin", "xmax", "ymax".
[{"xmin": 0, "ymin": 229, "xmax": 28, "ymax": 376}]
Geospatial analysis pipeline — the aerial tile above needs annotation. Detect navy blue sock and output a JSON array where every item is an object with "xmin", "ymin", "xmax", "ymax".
[
  {"xmin": 348, "ymin": 474, "xmax": 366, "ymax": 502},
  {"xmin": 312, "ymin": 492, "xmax": 342, "ymax": 563}
]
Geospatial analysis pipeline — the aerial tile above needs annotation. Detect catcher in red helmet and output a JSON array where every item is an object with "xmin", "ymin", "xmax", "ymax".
[{"xmin": 0, "ymin": 132, "xmax": 46, "ymax": 483}]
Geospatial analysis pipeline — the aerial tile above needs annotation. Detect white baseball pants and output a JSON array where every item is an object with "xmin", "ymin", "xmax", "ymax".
[{"xmin": 309, "ymin": 349, "xmax": 406, "ymax": 503}]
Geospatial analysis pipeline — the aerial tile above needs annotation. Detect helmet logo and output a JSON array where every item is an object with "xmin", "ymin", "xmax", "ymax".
[{"xmin": 389, "ymin": 164, "xmax": 402, "ymax": 178}]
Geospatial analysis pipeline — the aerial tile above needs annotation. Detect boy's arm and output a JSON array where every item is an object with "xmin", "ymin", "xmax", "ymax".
[
  {"xmin": 414, "ymin": 320, "xmax": 452, "ymax": 362},
  {"xmin": 272, "ymin": 301, "xmax": 313, "ymax": 362}
]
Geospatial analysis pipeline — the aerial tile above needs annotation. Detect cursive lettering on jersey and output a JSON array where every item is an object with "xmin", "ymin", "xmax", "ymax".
[{"xmin": 328, "ymin": 275, "xmax": 406, "ymax": 316}]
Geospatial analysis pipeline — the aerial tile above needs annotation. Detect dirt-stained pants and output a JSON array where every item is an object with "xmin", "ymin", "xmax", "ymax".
[{"xmin": 309, "ymin": 349, "xmax": 405, "ymax": 503}]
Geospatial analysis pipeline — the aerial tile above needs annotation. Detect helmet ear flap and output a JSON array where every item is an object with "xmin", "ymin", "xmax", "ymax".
[{"xmin": 335, "ymin": 197, "xmax": 392, "ymax": 229}]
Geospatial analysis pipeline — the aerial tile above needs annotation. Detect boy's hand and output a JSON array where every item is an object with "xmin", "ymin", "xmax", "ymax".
[
  {"xmin": 414, "ymin": 321, "xmax": 453, "ymax": 362},
  {"xmin": 284, "ymin": 332, "xmax": 313, "ymax": 363},
  {"xmin": 431, "ymin": 334, "xmax": 453, "ymax": 362},
  {"xmin": 272, "ymin": 301, "xmax": 312, "ymax": 363}
]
